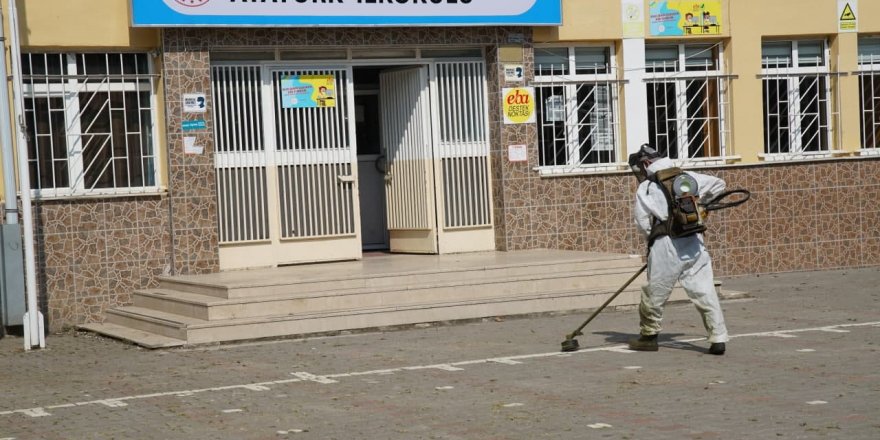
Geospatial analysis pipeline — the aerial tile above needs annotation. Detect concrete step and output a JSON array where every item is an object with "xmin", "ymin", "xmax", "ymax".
[
  {"xmin": 180, "ymin": 284, "xmax": 674, "ymax": 345},
  {"xmin": 136, "ymin": 266, "xmax": 646, "ymax": 321},
  {"xmin": 157, "ymin": 254, "xmax": 644, "ymax": 299},
  {"xmin": 104, "ymin": 307, "xmax": 198, "ymax": 341},
  {"xmin": 96, "ymin": 281, "xmax": 681, "ymax": 347},
  {"xmin": 77, "ymin": 322, "xmax": 186, "ymax": 349}
]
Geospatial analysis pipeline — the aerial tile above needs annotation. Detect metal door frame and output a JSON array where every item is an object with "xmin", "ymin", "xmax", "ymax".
[{"xmin": 212, "ymin": 56, "xmax": 495, "ymax": 268}]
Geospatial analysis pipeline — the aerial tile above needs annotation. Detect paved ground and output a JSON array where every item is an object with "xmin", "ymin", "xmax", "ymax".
[{"xmin": 1, "ymin": 268, "xmax": 878, "ymax": 439}]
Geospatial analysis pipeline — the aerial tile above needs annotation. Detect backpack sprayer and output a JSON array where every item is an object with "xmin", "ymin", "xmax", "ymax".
[{"xmin": 560, "ymin": 182, "xmax": 750, "ymax": 353}]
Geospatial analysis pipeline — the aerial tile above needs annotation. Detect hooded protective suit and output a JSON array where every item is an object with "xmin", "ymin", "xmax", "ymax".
[{"xmin": 633, "ymin": 158, "xmax": 729, "ymax": 344}]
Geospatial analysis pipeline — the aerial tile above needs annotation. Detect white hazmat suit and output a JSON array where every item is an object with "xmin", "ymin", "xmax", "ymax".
[{"xmin": 633, "ymin": 158, "xmax": 729, "ymax": 344}]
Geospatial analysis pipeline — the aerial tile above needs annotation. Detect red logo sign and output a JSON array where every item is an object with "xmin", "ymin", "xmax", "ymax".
[{"xmin": 174, "ymin": 0, "xmax": 211, "ymax": 7}]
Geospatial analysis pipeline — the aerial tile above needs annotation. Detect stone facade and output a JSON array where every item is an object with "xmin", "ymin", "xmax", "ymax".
[
  {"xmin": 34, "ymin": 197, "xmax": 171, "ymax": 330},
  {"xmin": 30, "ymin": 26, "xmax": 880, "ymax": 332},
  {"xmin": 496, "ymin": 159, "xmax": 880, "ymax": 276}
]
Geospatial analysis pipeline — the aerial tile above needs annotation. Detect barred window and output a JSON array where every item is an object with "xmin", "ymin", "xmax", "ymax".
[
  {"xmin": 645, "ymin": 43, "xmax": 731, "ymax": 162},
  {"xmin": 858, "ymin": 36, "xmax": 880, "ymax": 150},
  {"xmin": 760, "ymin": 40, "xmax": 834, "ymax": 156},
  {"xmin": 22, "ymin": 53, "xmax": 158, "ymax": 197},
  {"xmin": 534, "ymin": 46, "xmax": 620, "ymax": 173}
]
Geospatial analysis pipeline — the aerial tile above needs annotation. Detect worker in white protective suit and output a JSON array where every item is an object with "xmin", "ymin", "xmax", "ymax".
[{"xmin": 628, "ymin": 146, "xmax": 729, "ymax": 355}]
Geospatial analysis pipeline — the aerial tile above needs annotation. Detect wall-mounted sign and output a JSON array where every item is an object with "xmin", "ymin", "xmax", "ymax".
[
  {"xmin": 184, "ymin": 136, "xmax": 204, "ymax": 155},
  {"xmin": 838, "ymin": 0, "xmax": 858, "ymax": 33},
  {"xmin": 544, "ymin": 95, "xmax": 565, "ymax": 123},
  {"xmin": 621, "ymin": 0, "xmax": 646, "ymax": 39},
  {"xmin": 131, "ymin": 0, "xmax": 562, "ymax": 27},
  {"xmin": 281, "ymin": 75, "xmax": 337, "ymax": 109},
  {"xmin": 182, "ymin": 119, "xmax": 207, "ymax": 132},
  {"xmin": 183, "ymin": 93, "xmax": 207, "ymax": 113},
  {"xmin": 504, "ymin": 64, "xmax": 525, "ymax": 83},
  {"xmin": 502, "ymin": 87, "xmax": 536, "ymax": 125},
  {"xmin": 649, "ymin": 1, "xmax": 723, "ymax": 37},
  {"xmin": 508, "ymin": 145, "xmax": 528, "ymax": 163}
]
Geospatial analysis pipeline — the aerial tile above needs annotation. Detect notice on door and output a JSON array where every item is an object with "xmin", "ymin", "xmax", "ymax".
[
  {"xmin": 281, "ymin": 74, "xmax": 337, "ymax": 109},
  {"xmin": 502, "ymin": 87, "xmax": 536, "ymax": 125}
]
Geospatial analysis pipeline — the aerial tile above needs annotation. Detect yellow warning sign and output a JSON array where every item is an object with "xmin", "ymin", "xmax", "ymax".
[
  {"xmin": 838, "ymin": 0, "xmax": 857, "ymax": 32},
  {"xmin": 840, "ymin": 3, "xmax": 855, "ymax": 21}
]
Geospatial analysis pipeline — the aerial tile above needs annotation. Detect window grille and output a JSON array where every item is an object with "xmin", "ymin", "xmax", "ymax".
[
  {"xmin": 534, "ymin": 46, "xmax": 622, "ymax": 174},
  {"xmin": 760, "ymin": 40, "xmax": 840, "ymax": 157},
  {"xmin": 22, "ymin": 53, "xmax": 159, "ymax": 198},
  {"xmin": 645, "ymin": 43, "xmax": 733, "ymax": 164},
  {"xmin": 857, "ymin": 36, "xmax": 880, "ymax": 150}
]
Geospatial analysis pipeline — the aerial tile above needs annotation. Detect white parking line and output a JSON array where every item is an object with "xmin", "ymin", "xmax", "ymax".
[{"xmin": 1, "ymin": 320, "xmax": 877, "ymax": 419}]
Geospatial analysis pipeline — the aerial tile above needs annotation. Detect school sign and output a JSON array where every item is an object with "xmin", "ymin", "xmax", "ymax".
[{"xmin": 131, "ymin": 0, "xmax": 563, "ymax": 27}]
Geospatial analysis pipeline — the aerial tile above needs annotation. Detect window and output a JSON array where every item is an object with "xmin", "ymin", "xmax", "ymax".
[
  {"xmin": 760, "ymin": 40, "xmax": 833, "ymax": 155},
  {"xmin": 858, "ymin": 36, "xmax": 880, "ymax": 150},
  {"xmin": 645, "ymin": 43, "xmax": 730, "ymax": 162},
  {"xmin": 22, "ymin": 53, "xmax": 158, "ymax": 197},
  {"xmin": 534, "ymin": 46, "xmax": 619, "ymax": 172}
]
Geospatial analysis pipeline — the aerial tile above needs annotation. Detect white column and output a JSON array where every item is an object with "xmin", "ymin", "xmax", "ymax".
[{"xmin": 622, "ymin": 38, "xmax": 649, "ymax": 156}]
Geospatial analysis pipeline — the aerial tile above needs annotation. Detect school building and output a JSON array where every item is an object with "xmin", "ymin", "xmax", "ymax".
[{"xmin": 0, "ymin": 0, "xmax": 877, "ymax": 343}]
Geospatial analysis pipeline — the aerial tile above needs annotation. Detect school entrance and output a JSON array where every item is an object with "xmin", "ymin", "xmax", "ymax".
[{"xmin": 210, "ymin": 53, "xmax": 495, "ymax": 270}]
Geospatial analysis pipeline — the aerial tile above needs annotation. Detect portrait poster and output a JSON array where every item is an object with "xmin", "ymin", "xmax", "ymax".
[{"xmin": 649, "ymin": 1, "xmax": 723, "ymax": 37}]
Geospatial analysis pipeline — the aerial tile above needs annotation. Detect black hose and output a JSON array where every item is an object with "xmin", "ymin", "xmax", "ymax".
[{"xmin": 701, "ymin": 189, "xmax": 751, "ymax": 212}]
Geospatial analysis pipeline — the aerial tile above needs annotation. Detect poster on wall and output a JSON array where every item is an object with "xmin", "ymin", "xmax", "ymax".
[
  {"xmin": 649, "ymin": 0, "xmax": 723, "ymax": 36},
  {"xmin": 281, "ymin": 75, "xmax": 337, "ymax": 109},
  {"xmin": 502, "ymin": 87, "xmax": 536, "ymax": 125},
  {"xmin": 621, "ymin": 0, "xmax": 646, "ymax": 39}
]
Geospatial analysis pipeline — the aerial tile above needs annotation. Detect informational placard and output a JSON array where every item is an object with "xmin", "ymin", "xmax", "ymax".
[
  {"xmin": 544, "ymin": 95, "xmax": 565, "ymax": 123},
  {"xmin": 182, "ymin": 120, "xmax": 207, "ymax": 132},
  {"xmin": 183, "ymin": 93, "xmax": 207, "ymax": 113},
  {"xmin": 130, "ymin": 0, "xmax": 563, "ymax": 27},
  {"xmin": 838, "ymin": 0, "xmax": 858, "ymax": 33},
  {"xmin": 184, "ymin": 136, "xmax": 204, "ymax": 155},
  {"xmin": 621, "ymin": 0, "xmax": 646, "ymax": 39},
  {"xmin": 281, "ymin": 75, "xmax": 337, "ymax": 109},
  {"xmin": 502, "ymin": 87, "xmax": 536, "ymax": 125},
  {"xmin": 649, "ymin": 1, "xmax": 723, "ymax": 36},
  {"xmin": 508, "ymin": 145, "xmax": 528, "ymax": 162},
  {"xmin": 504, "ymin": 64, "xmax": 525, "ymax": 83}
]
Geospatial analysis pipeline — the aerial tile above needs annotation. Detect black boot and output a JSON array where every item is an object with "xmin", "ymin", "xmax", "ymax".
[
  {"xmin": 628, "ymin": 334, "xmax": 659, "ymax": 352},
  {"xmin": 708, "ymin": 342, "xmax": 726, "ymax": 355}
]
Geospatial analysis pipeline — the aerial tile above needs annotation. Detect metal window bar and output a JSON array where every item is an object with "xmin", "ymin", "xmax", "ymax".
[
  {"xmin": 760, "ymin": 64, "xmax": 840, "ymax": 155},
  {"xmin": 645, "ymin": 59, "xmax": 732, "ymax": 162},
  {"xmin": 435, "ymin": 61, "xmax": 491, "ymax": 229},
  {"xmin": 21, "ymin": 53, "xmax": 158, "ymax": 197},
  {"xmin": 211, "ymin": 64, "xmax": 270, "ymax": 244},
  {"xmin": 856, "ymin": 68, "xmax": 880, "ymax": 149},
  {"xmin": 534, "ymin": 64, "xmax": 621, "ymax": 172},
  {"xmin": 272, "ymin": 68, "xmax": 355, "ymax": 240}
]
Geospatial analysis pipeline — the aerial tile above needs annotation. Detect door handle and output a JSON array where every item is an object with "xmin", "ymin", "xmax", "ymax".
[
  {"xmin": 337, "ymin": 175, "xmax": 355, "ymax": 184},
  {"xmin": 384, "ymin": 174, "xmax": 393, "ymax": 182}
]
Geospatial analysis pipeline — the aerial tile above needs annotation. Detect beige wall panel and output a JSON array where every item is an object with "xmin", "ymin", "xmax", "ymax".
[
  {"xmin": 16, "ymin": 0, "xmax": 158, "ymax": 49},
  {"xmin": 861, "ymin": 1, "xmax": 880, "ymax": 33},
  {"xmin": 534, "ymin": 0, "xmax": 622, "ymax": 42},
  {"xmin": 733, "ymin": 0, "xmax": 837, "ymax": 38}
]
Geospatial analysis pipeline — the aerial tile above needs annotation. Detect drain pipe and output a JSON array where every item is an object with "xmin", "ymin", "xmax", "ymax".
[
  {"xmin": 6, "ymin": 0, "xmax": 44, "ymax": 349},
  {"xmin": 0, "ymin": 5, "xmax": 18, "ymax": 225}
]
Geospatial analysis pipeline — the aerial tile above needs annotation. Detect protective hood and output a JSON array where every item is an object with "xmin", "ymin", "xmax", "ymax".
[{"xmin": 646, "ymin": 157, "xmax": 675, "ymax": 177}]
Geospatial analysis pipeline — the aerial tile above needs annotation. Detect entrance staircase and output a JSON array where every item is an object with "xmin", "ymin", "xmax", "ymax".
[{"xmin": 80, "ymin": 250, "xmax": 706, "ymax": 348}]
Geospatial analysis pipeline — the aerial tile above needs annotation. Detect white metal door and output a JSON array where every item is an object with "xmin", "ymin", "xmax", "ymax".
[
  {"xmin": 380, "ymin": 67, "xmax": 438, "ymax": 254},
  {"xmin": 212, "ymin": 64, "xmax": 361, "ymax": 269},
  {"xmin": 431, "ymin": 61, "xmax": 495, "ymax": 253}
]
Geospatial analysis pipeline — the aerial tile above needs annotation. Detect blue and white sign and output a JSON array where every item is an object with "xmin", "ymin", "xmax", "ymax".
[{"xmin": 131, "ymin": 0, "xmax": 562, "ymax": 27}]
